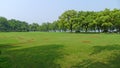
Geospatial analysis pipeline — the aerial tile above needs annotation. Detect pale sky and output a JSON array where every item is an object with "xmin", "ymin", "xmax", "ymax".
[{"xmin": 0, "ymin": 0, "xmax": 120, "ymax": 24}]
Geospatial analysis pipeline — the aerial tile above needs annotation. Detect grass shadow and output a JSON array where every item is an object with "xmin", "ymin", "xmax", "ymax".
[
  {"xmin": 0, "ymin": 44, "xmax": 20, "ymax": 68},
  {"xmin": 1, "ymin": 44, "xmax": 64, "ymax": 68},
  {"xmin": 71, "ymin": 59, "xmax": 109, "ymax": 68},
  {"xmin": 74, "ymin": 32, "xmax": 100, "ymax": 34},
  {"xmin": 0, "ymin": 44, "xmax": 19, "ymax": 50},
  {"xmin": 90, "ymin": 44, "xmax": 120, "ymax": 55},
  {"xmin": 72, "ymin": 44, "xmax": 120, "ymax": 68}
]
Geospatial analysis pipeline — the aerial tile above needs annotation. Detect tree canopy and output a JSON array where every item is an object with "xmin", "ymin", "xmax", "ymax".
[{"xmin": 0, "ymin": 8, "xmax": 120, "ymax": 33}]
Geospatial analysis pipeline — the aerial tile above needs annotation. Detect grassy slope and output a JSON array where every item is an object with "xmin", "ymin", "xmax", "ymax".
[{"xmin": 0, "ymin": 32, "xmax": 120, "ymax": 68}]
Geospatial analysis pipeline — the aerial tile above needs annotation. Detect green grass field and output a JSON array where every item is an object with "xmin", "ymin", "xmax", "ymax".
[{"xmin": 0, "ymin": 32, "xmax": 120, "ymax": 68}]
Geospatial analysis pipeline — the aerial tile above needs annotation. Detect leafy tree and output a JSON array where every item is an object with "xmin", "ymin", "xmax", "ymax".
[
  {"xmin": 58, "ymin": 19, "xmax": 67, "ymax": 32},
  {"xmin": 40, "ymin": 22, "xmax": 51, "ymax": 32},
  {"xmin": 51, "ymin": 21, "xmax": 59, "ymax": 32},
  {"xmin": 0, "ymin": 17, "xmax": 9, "ymax": 31},
  {"xmin": 29, "ymin": 23, "xmax": 39, "ymax": 31},
  {"xmin": 8, "ymin": 19, "xmax": 29, "ymax": 32},
  {"xmin": 59, "ymin": 10, "xmax": 77, "ymax": 32}
]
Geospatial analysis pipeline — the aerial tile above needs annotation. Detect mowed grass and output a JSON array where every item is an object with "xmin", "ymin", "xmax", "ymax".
[{"xmin": 0, "ymin": 32, "xmax": 120, "ymax": 68}]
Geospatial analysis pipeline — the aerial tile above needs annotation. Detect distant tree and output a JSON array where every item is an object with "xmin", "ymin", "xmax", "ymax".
[
  {"xmin": 8, "ymin": 19, "xmax": 17, "ymax": 31},
  {"xmin": 8, "ymin": 19, "xmax": 29, "ymax": 32},
  {"xmin": 29, "ymin": 23, "xmax": 39, "ymax": 31},
  {"xmin": 0, "ymin": 17, "xmax": 9, "ymax": 31},
  {"xmin": 20, "ymin": 21, "xmax": 29, "ymax": 32},
  {"xmin": 50, "ymin": 21, "xmax": 59, "ymax": 32},
  {"xmin": 1, "ymin": 8, "xmax": 120, "ymax": 33},
  {"xmin": 40, "ymin": 22, "xmax": 51, "ymax": 32}
]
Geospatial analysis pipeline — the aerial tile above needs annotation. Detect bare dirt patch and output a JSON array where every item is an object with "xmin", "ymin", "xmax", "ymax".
[
  {"xmin": 44, "ymin": 38, "xmax": 49, "ymax": 41},
  {"xmin": 82, "ymin": 40, "xmax": 91, "ymax": 44},
  {"xmin": 17, "ymin": 37, "xmax": 25, "ymax": 40},
  {"xmin": 12, "ymin": 39, "xmax": 35, "ymax": 46},
  {"xmin": 90, "ymin": 35, "xmax": 100, "ymax": 38}
]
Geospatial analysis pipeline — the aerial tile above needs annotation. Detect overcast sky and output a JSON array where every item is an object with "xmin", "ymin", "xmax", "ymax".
[{"xmin": 0, "ymin": 0, "xmax": 120, "ymax": 24}]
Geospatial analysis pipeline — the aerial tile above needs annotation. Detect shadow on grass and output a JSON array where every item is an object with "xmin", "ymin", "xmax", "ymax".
[
  {"xmin": 73, "ymin": 32, "xmax": 100, "ymax": 34},
  {"xmin": 0, "ymin": 44, "xmax": 18, "ymax": 68},
  {"xmin": 72, "ymin": 44, "xmax": 120, "ymax": 68},
  {"xmin": 0, "ymin": 44, "xmax": 19, "ymax": 50},
  {"xmin": 0, "ymin": 44, "xmax": 64, "ymax": 68},
  {"xmin": 90, "ymin": 44, "xmax": 120, "ymax": 55}
]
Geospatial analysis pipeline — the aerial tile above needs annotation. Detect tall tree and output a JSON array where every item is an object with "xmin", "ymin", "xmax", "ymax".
[{"xmin": 59, "ymin": 10, "xmax": 77, "ymax": 32}]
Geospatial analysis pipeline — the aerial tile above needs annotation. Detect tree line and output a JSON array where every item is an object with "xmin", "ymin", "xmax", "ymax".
[{"xmin": 0, "ymin": 8, "xmax": 120, "ymax": 33}]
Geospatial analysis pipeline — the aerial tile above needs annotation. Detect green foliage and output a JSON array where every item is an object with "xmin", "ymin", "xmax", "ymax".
[
  {"xmin": 0, "ymin": 8, "xmax": 120, "ymax": 33},
  {"xmin": 59, "ymin": 10, "xmax": 78, "ymax": 32},
  {"xmin": 29, "ymin": 23, "xmax": 39, "ymax": 31},
  {"xmin": 0, "ymin": 17, "xmax": 8, "ymax": 31}
]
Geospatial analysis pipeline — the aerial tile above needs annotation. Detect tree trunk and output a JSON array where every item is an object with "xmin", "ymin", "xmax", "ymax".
[
  {"xmin": 97, "ymin": 28, "xmax": 100, "ymax": 33},
  {"xmin": 85, "ymin": 27, "xmax": 88, "ymax": 32},
  {"xmin": 70, "ymin": 24, "xmax": 73, "ymax": 32},
  {"xmin": 85, "ymin": 25, "xmax": 88, "ymax": 32}
]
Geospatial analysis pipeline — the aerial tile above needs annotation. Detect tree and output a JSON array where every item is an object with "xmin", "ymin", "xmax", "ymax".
[
  {"xmin": 20, "ymin": 21, "xmax": 29, "ymax": 32},
  {"xmin": 8, "ymin": 19, "xmax": 29, "ymax": 32},
  {"xmin": 40, "ymin": 22, "xmax": 50, "ymax": 32},
  {"xmin": 8, "ymin": 19, "xmax": 17, "ymax": 31},
  {"xmin": 111, "ymin": 9, "xmax": 120, "ymax": 32},
  {"xmin": 0, "ymin": 17, "xmax": 9, "ymax": 31},
  {"xmin": 72, "ymin": 18, "xmax": 82, "ymax": 32},
  {"xmin": 58, "ymin": 19, "xmax": 67, "ymax": 32},
  {"xmin": 29, "ymin": 23, "xmax": 39, "ymax": 31},
  {"xmin": 50, "ymin": 21, "xmax": 59, "ymax": 32},
  {"xmin": 59, "ymin": 10, "xmax": 77, "ymax": 32},
  {"xmin": 81, "ymin": 11, "xmax": 93, "ymax": 32},
  {"xmin": 89, "ymin": 20, "xmax": 97, "ymax": 32}
]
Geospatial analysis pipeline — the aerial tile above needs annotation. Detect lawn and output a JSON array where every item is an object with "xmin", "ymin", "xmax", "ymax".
[{"xmin": 0, "ymin": 32, "xmax": 120, "ymax": 68}]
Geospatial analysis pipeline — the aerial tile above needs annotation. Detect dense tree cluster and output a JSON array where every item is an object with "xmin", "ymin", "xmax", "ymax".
[
  {"xmin": 0, "ymin": 8, "xmax": 120, "ymax": 33},
  {"xmin": 57, "ymin": 8, "xmax": 120, "ymax": 33},
  {"xmin": 0, "ymin": 17, "xmax": 40, "ymax": 32}
]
